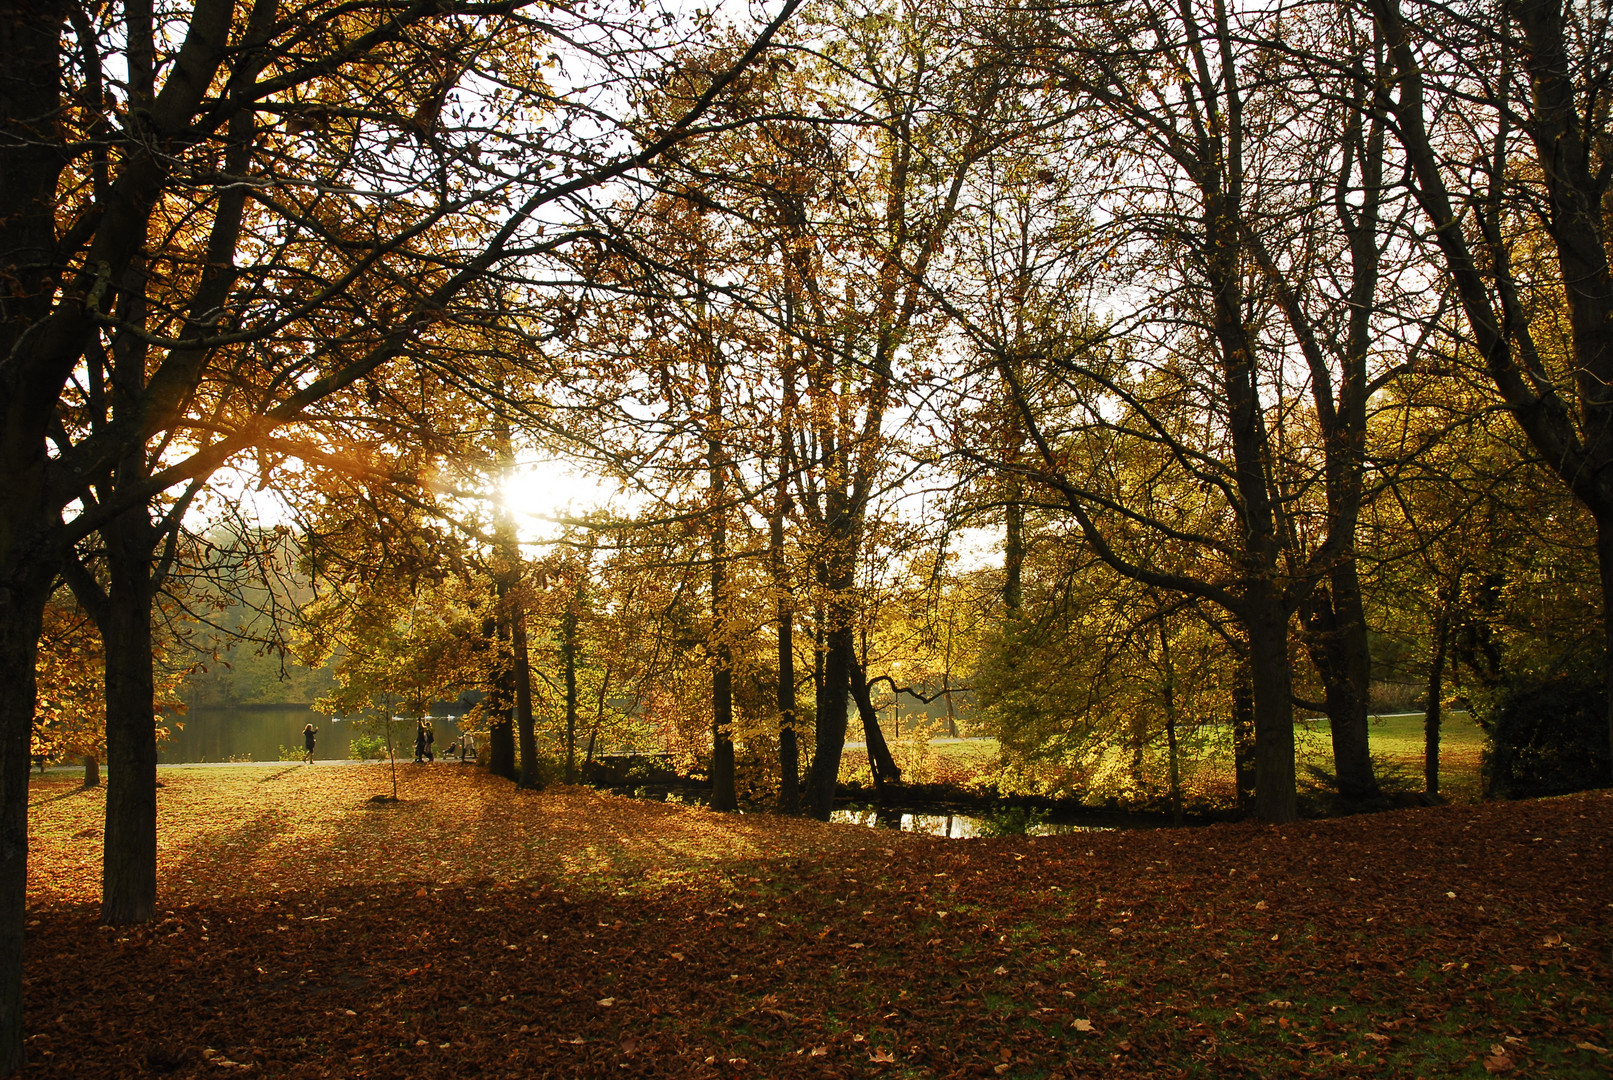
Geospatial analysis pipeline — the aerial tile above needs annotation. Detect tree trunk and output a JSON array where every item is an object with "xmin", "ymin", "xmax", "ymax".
[
  {"xmin": 1003, "ymin": 489, "xmax": 1024, "ymax": 614},
  {"xmin": 1305, "ymin": 572, "xmax": 1378, "ymax": 801},
  {"xmin": 563, "ymin": 600, "xmax": 579, "ymax": 784},
  {"xmin": 487, "ymin": 713, "xmax": 515, "ymax": 780},
  {"xmin": 707, "ymin": 508, "xmax": 736, "ymax": 812},
  {"xmin": 1159, "ymin": 619, "xmax": 1183, "ymax": 827},
  {"xmin": 494, "ymin": 410, "xmax": 540, "ymax": 788},
  {"xmin": 847, "ymin": 654, "xmax": 900, "ymax": 797},
  {"xmin": 1370, "ymin": 0, "xmax": 1613, "ymax": 784},
  {"xmin": 1425, "ymin": 597, "xmax": 1451, "ymax": 796},
  {"xmin": 807, "ymin": 622, "xmax": 852, "ymax": 821},
  {"xmin": 82, "ymin": 756, "xmax": 99, "ymax": 788},
  {"xmin": 486, "ymin": 578, "xmax": 518, "ymax": 783},
  {"xmin": 706, "ymin": 350, "xmax": 737, "ymax": 812},
  {"xmin": 1232, "ymin": 658, "xmax": 1257, "ymax": 816},
  {"xmin": 770, "ymin": 490, "xmax": 799, "ymax": 814},
  {"xmin": 805, "ymin": 473, "xmax": 861, "ymax": 821},
  {"xmin": 0, "ymin": 564, "xmax": 53, "ymax": 1075},
  {"xmin": 710, "ymin": 658, "xmax": 736, "ymax": 811},
  {"xmin": 776, "ymin": 604, "xmax": 800, "ymax": 813},
  {"xmin": 100, "ymin": 508, "xmax": 160, "ymax": 925},
  {"xmin": 1247, "ymin": 603, "xmax": 1298, "ymax": 824},
  {"xmin": 1599, "ymin": 520, "xmax": 1613, "ymax": 783},
  {"xmin": 512, "ymin": 608, "xmax": 540, "ymax": 789}
]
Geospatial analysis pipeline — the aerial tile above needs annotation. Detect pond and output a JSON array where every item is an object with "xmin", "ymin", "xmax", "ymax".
[
  {"xmin": 828, "ymin": 807, "xmax": 1119, "ymax": 838},
  {"xmin": 158, "ymin": 707, "xmax": 468, "ymax": 765}
]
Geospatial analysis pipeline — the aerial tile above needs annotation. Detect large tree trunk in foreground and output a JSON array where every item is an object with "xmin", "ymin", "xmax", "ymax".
[
  {"xmin": 0, "ymin": 565, "xmax": 53, "ymax": 1075},
  {"xmin": 1600, "ymin": 521, "xmax": 1613, "ymax": 785}
]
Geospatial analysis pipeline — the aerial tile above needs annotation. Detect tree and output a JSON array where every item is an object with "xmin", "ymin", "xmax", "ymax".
[
  {"xmin": 0, "ymin": 0, "xmax": 806, "ymax": 1062},
  {"xmin": 1362, "ymin": 0, "xmax": 1613, "ymax": 773},
  {"xmin": 941, "ymin": 0, "xmax": 1442, "ymax": 820}
]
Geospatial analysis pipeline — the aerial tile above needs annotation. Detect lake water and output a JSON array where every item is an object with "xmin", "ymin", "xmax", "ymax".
[
  {"xmin": 829, "ymin": 808, "xmax": 1116, "ymax": 838},
  {"xmin": 158, "ymin": 707, "xmax": 467, "ymax": 764}
]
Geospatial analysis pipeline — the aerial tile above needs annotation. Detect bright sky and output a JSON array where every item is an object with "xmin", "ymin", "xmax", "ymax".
[{"xmin": 501, "ymin": 457, "xmax": 635, "ymax": 544}]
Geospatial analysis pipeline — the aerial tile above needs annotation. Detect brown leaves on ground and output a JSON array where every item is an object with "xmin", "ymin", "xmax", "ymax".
[{"xmin": 22, "ymin": 765, "xmax": 1613, "ymax": 1078}]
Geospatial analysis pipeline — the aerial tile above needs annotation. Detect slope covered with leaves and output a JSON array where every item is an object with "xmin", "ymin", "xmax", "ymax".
[{"xmin": 23, "ymin": 765, "xmax": 1613, "ymax": 1078}]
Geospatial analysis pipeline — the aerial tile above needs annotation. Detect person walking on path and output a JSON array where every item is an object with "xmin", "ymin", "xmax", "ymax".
[
  {"xmin": 414, "ymin": 721, "xmax": 428, "ymax": 764},
  {"xmin": 425, "ymin": 720, "xmax": 436, "ymax": 763},
  {"xmin": 302, "ymin": 723, "xmax": 318, "ymax": 764}
]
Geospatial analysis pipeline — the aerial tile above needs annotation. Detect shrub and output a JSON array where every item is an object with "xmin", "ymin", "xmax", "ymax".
[
  {"xmin": 1482, "ymin": 672, "xmax": 1611, "ymax": 798},
  {"xmin": 349, "ymin": 733, "xmax": 389, "ymax": 761},
  {"xmin": 277, "ymin": 745, "xmax": 303, "ymax": 761},
  {"xmin": 975, "ymin": 805, "xmax": 1048, "ymax": 837}
]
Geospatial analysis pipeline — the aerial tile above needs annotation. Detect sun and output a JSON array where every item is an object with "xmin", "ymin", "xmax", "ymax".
[{"xmin": 499, "ymin": 459, "xmax": 621, "ymax": 543}]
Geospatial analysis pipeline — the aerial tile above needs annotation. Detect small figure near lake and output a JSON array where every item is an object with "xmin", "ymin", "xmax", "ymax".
[
  {"xmin": 425, "ymin": 719, "xmax": 435, "ymax": 763},
  {"xmin": 302, "ymin": 723, "xmax": 317, "ymax": 764},
  {"xmin": 415, "ymin": 721, "xmax": 428, "ymax": 764}
]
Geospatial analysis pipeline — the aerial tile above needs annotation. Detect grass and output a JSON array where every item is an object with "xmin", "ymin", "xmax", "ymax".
[{"xmin": 864, "ymin": 711, "xmax": 1490, "ymax": 809}]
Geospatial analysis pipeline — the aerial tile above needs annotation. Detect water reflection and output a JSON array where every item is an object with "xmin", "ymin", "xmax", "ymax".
[
  {"xmin": 829, "ymin": 808, "xmax": 1115, "ymax": 838},
  {"xmin": 158, "ymin": 707, "xmax": 466, "ymax": 765}
]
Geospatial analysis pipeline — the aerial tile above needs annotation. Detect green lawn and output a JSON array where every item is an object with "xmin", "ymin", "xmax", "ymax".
[
  {"xmin": 864, "ymin": 712, "xmax": 1491, "ymax": 808},
  {"xmin": 1299, "ymin": 712, "xmax": 1486, "ymax": 802}
]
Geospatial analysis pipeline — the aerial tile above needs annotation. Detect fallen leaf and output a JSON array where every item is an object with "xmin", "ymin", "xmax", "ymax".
[
  {"xmin": 869, "ymin": 1047, "xmax": 896, "ymax": 1063},
  {"xmin": 597, "ymin": 997, "xmax": 614, "ymax": 1007},
  {"xmin": 1072, "ymin": 1019, "xmax": 1095, "ymax": 1033}
]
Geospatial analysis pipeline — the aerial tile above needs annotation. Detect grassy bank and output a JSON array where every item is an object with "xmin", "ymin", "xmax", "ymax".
[{"xmin": 843, "ymin": 713, "xmax": 1488, "ymax": 811}]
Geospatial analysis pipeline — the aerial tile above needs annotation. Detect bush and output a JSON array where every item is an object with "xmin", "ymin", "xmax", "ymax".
[
  {"xmin": 349, "ymin": 733, "xmax": 389, "ymax": 761},
  {"xmin": 975, "ymin": 805, "xmax": 1048, "ymax": 837},
  {"xmin": 277, "ymin": 745, "xmax": 303, "ymax": 761},
  {"xmin": 1482, "ymin": 672, "xmax": 1611, "ymax": 798}
]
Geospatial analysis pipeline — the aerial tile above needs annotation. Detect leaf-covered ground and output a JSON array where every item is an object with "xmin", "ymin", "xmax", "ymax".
[{"xmin": 23, "ymin": 765, "xmax": 1613, "ymax": 1078}]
